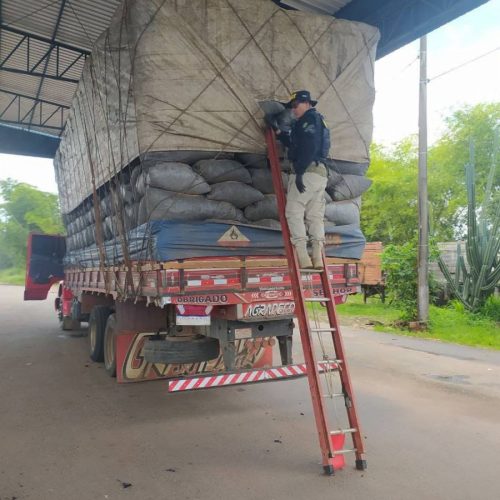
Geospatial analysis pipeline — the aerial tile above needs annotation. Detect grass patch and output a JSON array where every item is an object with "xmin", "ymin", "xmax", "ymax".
[
  {"xmin": 336, "ymin": 293, "xmax": 402, "ymax": 324},
  {"xmin": 0, "ymin": 267, "xmax": 25, "ymax": 285},
  {"xmin": 391, "ymin": 305, "xmax": 500, "ymax": 350},
  {"xmin": 311, "ymin": 294, "xmax": 500, "ymax": 350}
]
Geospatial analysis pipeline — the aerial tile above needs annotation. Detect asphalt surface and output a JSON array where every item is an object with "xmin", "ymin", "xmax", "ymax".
[{"xmin": 1, "ymin": 284, "xmax": 499, "ymax": 500}]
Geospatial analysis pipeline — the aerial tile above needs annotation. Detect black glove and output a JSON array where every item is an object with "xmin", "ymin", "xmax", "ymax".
[
  {"xmin": 264, "ymin": 113, "xmax": 279, "ymax": 132},
  {"xmin": 295, "ymin": 174, "xmax": 306, "ymax": 194}
]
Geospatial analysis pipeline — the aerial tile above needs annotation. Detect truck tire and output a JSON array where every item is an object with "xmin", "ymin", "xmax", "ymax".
[
  {"xmin": 104, "ymin": 313, "xmax": 117, "ymax": 377},
  {"xmin": 88, "ymin": 306, "xmax": 112, "ymax": 362},
  {"xmin": 143, "ymin": 336, "xmax": 220, "ymax": 364}
]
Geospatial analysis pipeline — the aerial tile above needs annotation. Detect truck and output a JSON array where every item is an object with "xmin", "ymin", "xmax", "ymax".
[
  {"xmin": 25, "ymin": 232, "xmax": 360, "ymax": 384},
  {"xmin": 358, "ymin": 242, "xmax": 385, "ymax": 303},
  {"xmin": 24, "ymin": 0, "xmax": 379, "ymax": 390}
]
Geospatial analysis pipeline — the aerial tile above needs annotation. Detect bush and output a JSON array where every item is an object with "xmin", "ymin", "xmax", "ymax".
[
  {"xmin": 382, "ymin": 242, "xmax": 418, "ymax": 321},
  {"xmin": 481, "ymin": 295, "xmax": 500, "ymax": 323},
  {"xmin": 382, "ymin": 238, "xmax": 440, "ymax": 322}
]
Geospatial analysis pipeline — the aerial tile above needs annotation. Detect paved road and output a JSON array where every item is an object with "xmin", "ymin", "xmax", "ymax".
[{"xmin": 1, "ymin": 284, "xmax": 499, "ymax": 500}]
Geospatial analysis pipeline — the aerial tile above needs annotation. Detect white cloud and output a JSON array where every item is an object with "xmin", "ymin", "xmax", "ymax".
[{"xmin": 0, "ymin": 154, "xmax": 57, "ymax": 193}]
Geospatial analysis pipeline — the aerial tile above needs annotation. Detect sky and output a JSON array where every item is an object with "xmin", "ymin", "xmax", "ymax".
[{"xmin": 1, "ymin": 0, "xmax": 499, "ymax": 195}]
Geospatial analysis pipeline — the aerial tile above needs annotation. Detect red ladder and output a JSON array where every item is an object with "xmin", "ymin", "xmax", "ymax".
[{"xmin": 265, "ymin": 128, "xmax": 367, "ymax": 475}]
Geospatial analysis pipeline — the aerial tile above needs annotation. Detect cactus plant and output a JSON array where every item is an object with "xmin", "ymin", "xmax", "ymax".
[{"xmin": 438, "ymin": 139, "xmax": 499, "ymax": 312}]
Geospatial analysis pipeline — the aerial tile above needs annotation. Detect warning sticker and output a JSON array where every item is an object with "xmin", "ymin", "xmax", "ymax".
[{"xmin": 217, "ymin": 225, "xmax": 250, "ymax": 247}]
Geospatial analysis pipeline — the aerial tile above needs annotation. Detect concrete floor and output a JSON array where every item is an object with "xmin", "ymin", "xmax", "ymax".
[{"xmin": 1, "ymin": 284, "xmax": 499, "ymax": 500}]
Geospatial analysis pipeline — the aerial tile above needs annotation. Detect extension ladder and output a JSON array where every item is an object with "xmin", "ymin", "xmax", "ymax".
[{"xmin": 265, "ymin": 128, "xmax": 367, "ymax": 475}]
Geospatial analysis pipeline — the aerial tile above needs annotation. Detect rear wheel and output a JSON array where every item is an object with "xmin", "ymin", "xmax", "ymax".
[
  {"xmin": 88, "ymin": 306, "xmax": 112, "ymax": 362},
  {"xmin": 103, "ymin": 313, "xmax": 117, "ymax": 377}
]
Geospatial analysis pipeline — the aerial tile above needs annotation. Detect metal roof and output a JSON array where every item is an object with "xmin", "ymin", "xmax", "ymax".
[{"xmin": 0, "ymin": 0, "xmax": 489, "ymax": 157}]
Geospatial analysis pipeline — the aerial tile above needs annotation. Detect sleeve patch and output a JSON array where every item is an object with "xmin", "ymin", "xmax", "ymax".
[{"xmin": 303, "ymin": 122, "xmax": 316, "ymax": 134}]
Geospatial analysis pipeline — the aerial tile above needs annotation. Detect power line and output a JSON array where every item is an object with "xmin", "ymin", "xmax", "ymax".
[
  {"xmin": 429, "ymin": 46, "xmax": 500, "ymax": 82},
  {"xmin": 400, "ymin": 55, "xmax": 419, "ymax": 74}
]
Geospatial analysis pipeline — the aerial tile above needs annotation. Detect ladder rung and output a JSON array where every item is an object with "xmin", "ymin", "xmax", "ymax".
[
  {"xmin": 300, "ymin": 268, "xmax": 324, "ymax": 274},
  {"xmin": 305, "ymin": 297, "xmax": 330, "ymax": 302},
  {"xmin": 311, "ymin": 327, "xmax": 336, "ymax": 332},
  {"xmin": 323, "ymin": 393, "xmax": 345, "ymax": 398},
  {"xmin": 333, "ymin": 448, "xmax": 357, "ymax": 455},
  {"xmin": 320, "ymin": 359, "xmax": 343, "ymax": 365},
  {"xmin": 330, "ymin": 428, "xmax": 357, "ymax": 436}
]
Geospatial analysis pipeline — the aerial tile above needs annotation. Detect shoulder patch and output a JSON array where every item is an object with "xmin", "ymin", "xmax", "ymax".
[{"xmin": 303, "ymin": 122, "xmax": 316, "ymax": 134}]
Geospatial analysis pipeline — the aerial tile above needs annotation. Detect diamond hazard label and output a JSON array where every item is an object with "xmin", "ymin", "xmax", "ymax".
[{"xmin": 217, "ymin": 226, "xmax": 250, "ymax": 247}]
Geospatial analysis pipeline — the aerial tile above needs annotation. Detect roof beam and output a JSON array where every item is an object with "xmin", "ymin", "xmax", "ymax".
[
  {"xmin": 0, "ymin": 89, "xmax": 68, "ymax": 132},
  {"xmin": 0, "ymin": 24, "xmax": 90, "ymax": 55},
  {"xmin": 26, "ymin": 0, "xmax": 69, "ymax": 130},
  {"xmin": 0, "ymin": 23, "xmax": 89, "ymax": 84}
]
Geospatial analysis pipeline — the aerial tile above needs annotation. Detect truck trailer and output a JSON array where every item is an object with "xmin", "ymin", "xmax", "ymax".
[{"xmin": 24, "ymin": 0, "xmax": 378, "ymax": 388}]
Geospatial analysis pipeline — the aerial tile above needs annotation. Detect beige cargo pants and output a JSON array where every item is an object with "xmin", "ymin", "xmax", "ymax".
[{"xmin": 286, "ymin": 168, "xmax": 327, "ymax": 246}]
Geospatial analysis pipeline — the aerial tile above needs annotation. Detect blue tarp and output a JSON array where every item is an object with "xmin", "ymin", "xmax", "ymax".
[{"xmin": 63, "ymin": 221, "xmax": 365, "ymax": 267}]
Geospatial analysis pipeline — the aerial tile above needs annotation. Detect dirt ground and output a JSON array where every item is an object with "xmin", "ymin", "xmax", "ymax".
[{"xmin": 1, "ymin": 284, "xmax": 499, "ymax": 500}]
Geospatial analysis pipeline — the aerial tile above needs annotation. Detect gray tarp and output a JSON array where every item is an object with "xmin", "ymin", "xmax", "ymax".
[{"xmin": 54, "ymin": 0, "xmax": 379, "ymax": 214}]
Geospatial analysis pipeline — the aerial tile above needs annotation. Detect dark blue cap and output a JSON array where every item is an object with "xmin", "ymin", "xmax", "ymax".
[{"xmin": 283, "ymin": 90, "xmax": 317, "ymax": 108}]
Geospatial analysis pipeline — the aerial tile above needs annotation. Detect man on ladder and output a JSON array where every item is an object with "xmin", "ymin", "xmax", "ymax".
[
  {"xmin": 273, "ymin": 90, "xmax": 330, "ymax": 270},
  {"xmin": 265, "ymin": 95, "xmax": 367, "ymax": 475}
]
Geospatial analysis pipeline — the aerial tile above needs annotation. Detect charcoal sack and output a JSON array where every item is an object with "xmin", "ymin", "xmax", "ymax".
[
  {"xmin": 138, "ymin": 187, "xmax": 244, "ymax": 224},
  {"xmin": 193, "ymin": 159, "xmax": 252, "ymax": 184},
  {"xmin": 244, "ymin": 195, "xmax": 278, "ymax": 221},
  {"xmin": 327, "ymin": 175, "xmax": 372, "ymax": 201},
  {"xmin": 139, "ymin": 162, "xmax": 211, "ymax": 195},
  {"xmin": 207, "ymin": 181, "xmax": 264, "ymax": 208},
  {"xmin": 325, "ymin": 198, "xmax": 361, "ymax": 225}
]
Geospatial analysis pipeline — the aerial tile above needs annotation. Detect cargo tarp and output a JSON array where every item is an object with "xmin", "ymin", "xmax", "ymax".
[
  {"xmin": 63, "ymin": 221, "xmax": 366, "ymax": 267},
  {"xmin": 54, "ymin": 0, "xmax": 379, "ymax": 214}
]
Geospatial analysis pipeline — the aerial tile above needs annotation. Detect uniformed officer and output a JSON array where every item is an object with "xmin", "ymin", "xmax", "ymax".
[{"xmin": 275, "ymin": 90, "xmax": 329, "ymax": 269}]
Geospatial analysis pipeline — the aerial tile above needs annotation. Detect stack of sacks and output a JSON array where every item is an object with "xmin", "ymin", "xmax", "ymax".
[
  {"xmin": 63, "ymin": 149, "xmax": 371, "ymax": 254},
  {"xmin": 63, "ymin": 152, "xmax": 294, "ymax": 252},
  {"xmin": 324, "ymin": 160, "xmax": 372, "ymax": 231}
]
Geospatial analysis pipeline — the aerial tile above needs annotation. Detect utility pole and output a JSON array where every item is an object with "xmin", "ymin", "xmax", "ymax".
[{"xmin": 417, "ymin": 35, "xmax": 429, "ymax": 324}]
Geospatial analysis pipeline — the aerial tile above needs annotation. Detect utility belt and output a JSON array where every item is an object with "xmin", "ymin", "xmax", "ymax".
[{"xmin": 290, "ymin": 161, "xmax": 328, "ymax": 178}]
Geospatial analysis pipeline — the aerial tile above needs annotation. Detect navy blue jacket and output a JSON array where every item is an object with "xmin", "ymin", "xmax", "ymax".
[{"xmin": 277, "ymin": 108, "xmax": 327, "ymax": 176}]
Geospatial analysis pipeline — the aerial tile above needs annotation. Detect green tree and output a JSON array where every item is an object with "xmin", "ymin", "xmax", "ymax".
[
  {"xmin": 0, "ymin": 179, "xmax": 64, "ymax": 269},
  {"xmin": 362, "ymin": 137, "xmax": 418, "ymax": 244},
  {"xmin": 428, "ymin": 102, "xmax": 500, "ymax": 239},
  {"xmin": 361, "ymin": 102, "xmax": 500, "ymax": 245}
]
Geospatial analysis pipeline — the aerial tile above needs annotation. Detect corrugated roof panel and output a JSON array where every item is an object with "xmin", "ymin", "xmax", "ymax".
[
  {"xmin": 0, "ymin": 31, "xmax": 52, "ymax": 72},
  {"xmin": 1, "ymin": 0, "xmax": 121, "ymax": 50},
  {"xmin": 38, "ymin": 79, "xmax": 77, "ymax": 107},
  {"xmin": 0, "ymin": 71, "xmax": 41, "ymax": 99},
  {"xmin": 2, "ymin": 0, "xmax": 60, "ymax": 41},
  {"xmin": 56, "ymin": 0, "xmax": 121, "ymax": 49}
]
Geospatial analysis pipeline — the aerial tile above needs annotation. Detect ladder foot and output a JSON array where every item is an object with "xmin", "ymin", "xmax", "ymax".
[
  {"xmin": 323, "ymin": 465, "xmax": 335, "ymax": 476},
  {"xmin": 355, "ymin": 459, "xmax": 367, "ymax": 471}
]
